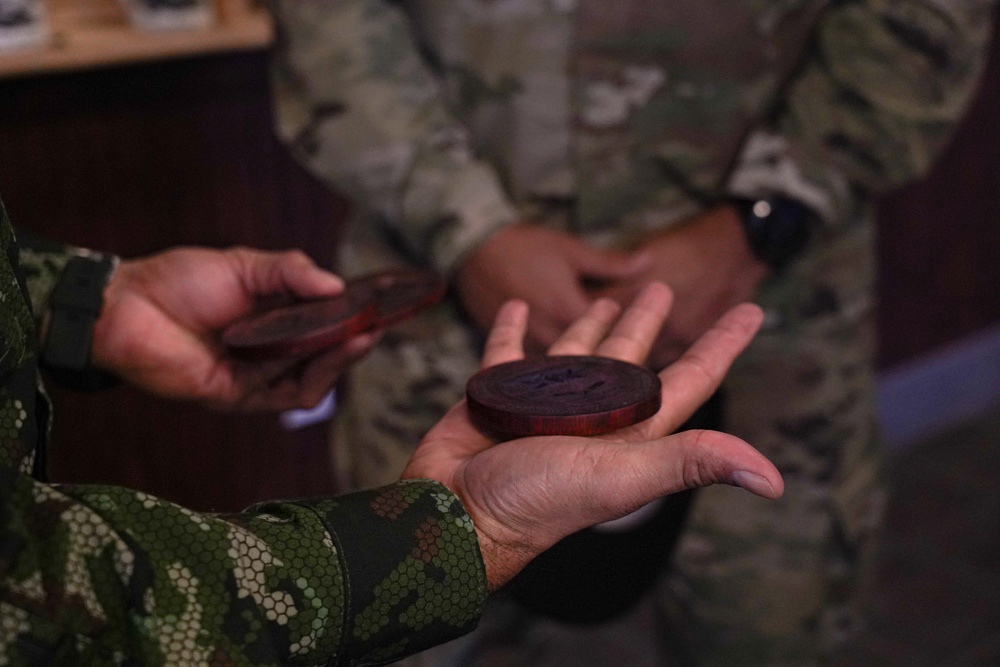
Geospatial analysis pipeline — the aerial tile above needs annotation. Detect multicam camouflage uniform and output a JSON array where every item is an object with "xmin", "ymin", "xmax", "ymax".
[
  {"xmin": 0, "ymin": 201, "xmax": 487, "ymax": 666},
  {"xmin": 267, "ymin": 1, "xmax": 995, "ymax": 663}
]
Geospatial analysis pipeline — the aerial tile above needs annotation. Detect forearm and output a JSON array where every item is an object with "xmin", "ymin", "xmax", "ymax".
[
  {"xmin": 1, "ymin": 474, "xmax": 485, "ymax": 665},
  {"xmin": 727, "ymin": 0, "xmax": 995, "ymax": 225},
  {"xmin": 267, "ymin": 0, "xmax": 518, "ymax": 272}
]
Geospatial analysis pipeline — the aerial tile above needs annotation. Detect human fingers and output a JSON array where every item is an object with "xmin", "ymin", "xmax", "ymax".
[
  {"xmin": 481, "ymin": 300, "xmax": 530, "ymax": 368},
  {"xmin": 578, "ymin": 430, "xmax": 783, "ymax": 525},
  {"xmin": 219, "ymin": 331, "xmax": 378, "ymax": 412},
  {"xmin": 631, "ymin": 302, "xmax": 763, "ymax": 439},
  {"xmin": 545, "ymin": 298, "xmax": 622, "ymax": 356},
  {"xmin": 593, "ymin": 281, "xmax": 673, "ymax": 362},
  {"xmin": 589, "ymin": 277, "xmax": 643, "ymax": 305},
  {"xmin": 288, "ymin": 331, "xmax": 381, "ymax": 408},
  {"xmin": 231, "ymin": 247, "xmax": 344, "ymax": 299},
  {"xmin": 625, "ymin": 429, "xmax": 780, "ymax": 498},
  {"xmin": 523, "ymin": 279, "xmax": 595, "ymax": 350}
]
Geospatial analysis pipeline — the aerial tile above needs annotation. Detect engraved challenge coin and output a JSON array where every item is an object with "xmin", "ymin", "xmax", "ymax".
[
  {"xmin": 466, "ymin": 355, "xmax": 662, "ymax": 438},
  {"xmin": 222, "ymin": 268, "xmax": 447, "ymax": 360}
]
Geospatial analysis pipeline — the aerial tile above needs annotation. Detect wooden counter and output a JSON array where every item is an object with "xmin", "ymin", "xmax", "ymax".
[{"xmin": 0, "ymin": 0, "xmax": 271, "ymax": 79}]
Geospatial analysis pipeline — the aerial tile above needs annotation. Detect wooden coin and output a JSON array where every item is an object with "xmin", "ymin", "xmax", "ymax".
[
  {"xmin": 222, "ymin": 290, "xmax": 378, "ymax": 361},
  {"xmin": 350, "ymin": 268, "xmax": 448, "ymax": 328},
  {"xmin": 466, "ymin": 355, "xmax": 662, "ymax": 438},
  {"xmin": 222, "ymin": 268, "xmax": 446, "ymax": 360}
]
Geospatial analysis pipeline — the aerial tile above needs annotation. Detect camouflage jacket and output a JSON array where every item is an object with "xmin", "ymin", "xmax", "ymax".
[
  {"xmin": 268, "ymin": 0, "xmax": 994, "ymax": 271},
  {"xmin": 0, "ymin": 201, "xmax": 486, "ymax": 666}
]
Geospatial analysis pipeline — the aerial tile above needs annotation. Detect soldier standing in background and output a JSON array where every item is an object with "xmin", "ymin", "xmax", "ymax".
[{"xmin": 266, "ymin": 2, "xmax": 996, "ymax": 663}]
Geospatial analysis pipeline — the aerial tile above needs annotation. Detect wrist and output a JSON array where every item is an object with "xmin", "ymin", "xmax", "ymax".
[
  {"xmin": 455, "ymin": 221, "xmax": 525, "ymax": 270},
  {"xmin": 473, "ymin": 522, "xmax": 535, "ymax": 593},
  {"xmin": 446, "ymin": 482, "xmax": 535, "ymax": 593},
  {"xmin": 716, "ymin": 204, "xmax": 767, "ymax": 262}
]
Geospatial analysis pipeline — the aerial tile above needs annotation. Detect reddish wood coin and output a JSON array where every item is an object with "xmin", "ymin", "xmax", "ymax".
[
  {"xmin": 222, "ymin": 291, "xmax": 378, "ymax": 361},
  {"xmin": 466, "ymin": 355, "xmax": 662, "ymax": 438},
  {"xmin": 222, "ymin": 268, "xmax": 447, "ymax": 360},
  {"xmin": 350, "ymin": 268, "xmax": 448, "ymax": 328}
]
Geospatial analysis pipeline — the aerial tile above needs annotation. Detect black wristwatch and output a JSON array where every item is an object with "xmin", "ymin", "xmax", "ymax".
[
  {"xmin": 40, "ymin": 253, "xmax": 121, "ymax": 391},
  {"xmin": 731, "ymin": 195, "xmax": 816, "ymax": 270}
]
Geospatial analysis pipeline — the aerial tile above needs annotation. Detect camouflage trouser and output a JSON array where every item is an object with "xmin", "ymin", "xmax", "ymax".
[
  {"xmin": 332, "ymin": 218, "xmax": 886, "ymax": 666},
  {"xmin": 657, "ymin": 220, "xmax": 886, "ymax": 665}
]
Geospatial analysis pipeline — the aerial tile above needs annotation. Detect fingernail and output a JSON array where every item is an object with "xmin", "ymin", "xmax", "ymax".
[{"xmin": 730, "ymin": 470, "xmax": 775, "ymax": 497}]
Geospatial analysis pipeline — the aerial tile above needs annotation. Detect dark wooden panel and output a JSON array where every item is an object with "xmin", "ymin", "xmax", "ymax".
[
  {"xmin": 877, "ymin": 28, "xmax": 1000, "ymax": 369},
  {"xmin": 0, "ymin": 50, "xmax": 346, "ymax": 257},
  {"xmin": 0, "ymin": 50, "xmax": 348, "ymax": 512}
]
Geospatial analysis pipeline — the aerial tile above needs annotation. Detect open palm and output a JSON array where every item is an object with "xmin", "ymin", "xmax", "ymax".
[{"xmin": 402, "ymin": 282, "xmax": 783, "ymax": 589}]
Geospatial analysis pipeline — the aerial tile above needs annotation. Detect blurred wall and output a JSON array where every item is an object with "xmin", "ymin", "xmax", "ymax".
[
  {"xmin": 0, "ymin": 51, "xmax": 347, "ymax": 511},
  {"xmin": 874, "ymin": 26, "xmax": 1000, "ymax": 446},
  {"xmin": 877, "ymin": 26, "xmax": 1000, "ymax": 370}
]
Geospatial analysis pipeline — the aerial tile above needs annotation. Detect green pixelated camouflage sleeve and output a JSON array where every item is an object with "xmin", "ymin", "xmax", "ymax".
[
  {"xmin": 0, "ymin": 475, "xmax": 486, "ymax": 665},
  {"xmin": 10, "ymin": 230, "xmax": 75, "ymax": 326},
  {"xmin": 725, "ymin": 1, "xmax": 996, "ymax": 224},
  {"xmin": 266, "ymin": 0, "xmax": 519, "ymax": 273},
  {"xmin": 0, "ymin": 200, "xmax": 487, "ymax": 665}
]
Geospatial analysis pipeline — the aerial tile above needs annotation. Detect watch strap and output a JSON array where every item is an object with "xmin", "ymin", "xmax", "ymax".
[{"xmin": 40, "ymin": 254, "xmax": 121, "ymax": 391}]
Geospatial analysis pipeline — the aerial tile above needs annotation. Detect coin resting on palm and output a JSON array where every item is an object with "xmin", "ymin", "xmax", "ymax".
[
  {"xmin": 465, "ymin": 355, "xmax": 662, "ymax": 438},
  {"xmin": 222, "ymin": 268, "xmax": 447, "ymax": 360}
]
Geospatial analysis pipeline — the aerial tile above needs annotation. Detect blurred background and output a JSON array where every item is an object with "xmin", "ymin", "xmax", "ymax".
[{"xmin": 0, "ymin": 1, "xmax": 998, "ymax": 663}]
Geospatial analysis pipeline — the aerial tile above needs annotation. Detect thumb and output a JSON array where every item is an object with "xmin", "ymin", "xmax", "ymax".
[
  {"xmin": 656, "ymin": 429, "xmax": 783, "ymax": 499},
  {"xmin": 581, "ymin": 430, "xmax": 783, "ymax": 523},
  {"xmin": 473, "ymin": 429, "xmax": 783, "ymax": 588},
  {"xmin": 235, "ymin": 248, "xmax": 344, "ymax": 299}
]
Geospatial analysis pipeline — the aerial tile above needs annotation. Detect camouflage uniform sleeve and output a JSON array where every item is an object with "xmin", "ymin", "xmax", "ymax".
[
  {"xmin": 266, "ymin": 0, "xmax": 519, "ymax": 273},
  {"xmin": 725, "ymin": 1, "xmax": 996, "ymax": 224},
  {"xmin": 11, "ymin": 230, "xmax": 76, "ymax": 325},
  {"xmin": 0, "ymin": 473, "xmax": 486, "ymax": 666}
]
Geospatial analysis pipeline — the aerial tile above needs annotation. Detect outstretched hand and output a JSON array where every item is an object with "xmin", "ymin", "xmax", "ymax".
[
  {"xmin": 402, "ymin": 282, "xmax": 783, "ymax": 590},
  {"xmin": 91, "ymin": 247, "xmax": 378, "ymax": 412}
]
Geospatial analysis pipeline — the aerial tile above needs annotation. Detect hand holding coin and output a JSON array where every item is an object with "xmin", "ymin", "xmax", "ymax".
[
  {"xmin": 402, "ymin": 282, "xmax": 781, "ymax": 590},
  {"xmin": 222, "ymin": 268, "xmax": 447, "ymax": 360}
]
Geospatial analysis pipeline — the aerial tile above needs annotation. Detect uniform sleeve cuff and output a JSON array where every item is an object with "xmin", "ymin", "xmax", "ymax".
[
  {"xmin": 308, "ymin": 480, "xmax": 486, "ymax": 665},
  {"xmin": 724, "ymin": 129, "xmax": 855, "ymax": 227}
]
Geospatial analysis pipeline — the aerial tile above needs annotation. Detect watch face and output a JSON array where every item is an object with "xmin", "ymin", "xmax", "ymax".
[
  {"xmin": 739, "ymin": 196, "xmax": 813, "ymax": 268},
  {"xmin": 750, "ymin": 199, "xmax": 774, "ymax": 219}
]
